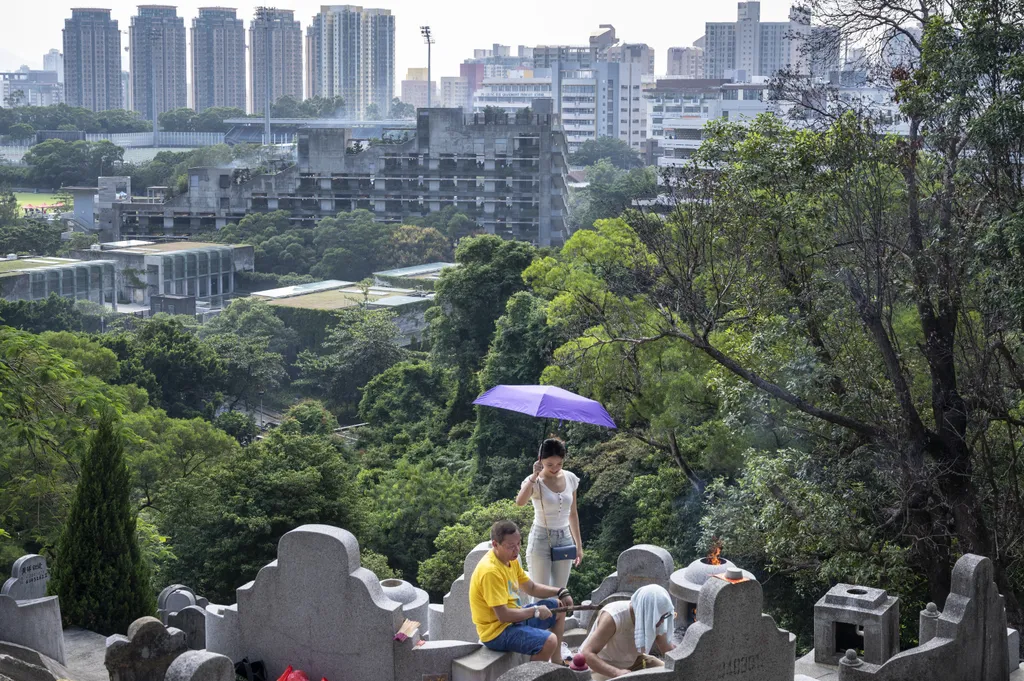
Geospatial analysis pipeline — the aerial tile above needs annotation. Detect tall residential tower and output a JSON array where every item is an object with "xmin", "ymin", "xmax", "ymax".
[
  {"xmin": 130, "ymin": 5, "xmax": 187, "ymax": 122},
  {"xmin": 306, "ymin": 5, "xmax": 395, "ymax": 118},
  {"xmin": 63, "ymin": 8, "xmax": 122, "ymax": 112},
  {"xmin": 250, "ymin": 8, "xmax": 304, "ymax": 115},
  {"xmin": 191, "ymin": 7, "xmax": 246, "ymax": 112}
]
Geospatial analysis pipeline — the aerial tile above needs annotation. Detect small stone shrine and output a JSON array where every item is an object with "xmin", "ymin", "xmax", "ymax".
[
  {"xmin": 1, "ymin": 554, "xmax": 50, "ymax": 601},
  {"xmin": 838, "ymin": 554, "xmax": 1010, "ymax": 681},
  {"xmin": 814, "ymin": 584, "xmax": 900, "ymax": 665},
  {"xmin": 579, "ymin": 544, "xmax": 674, "ymax": 629}
]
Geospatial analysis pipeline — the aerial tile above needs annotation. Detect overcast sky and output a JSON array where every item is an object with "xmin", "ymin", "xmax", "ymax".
[{"xmin": 0, "ymin": 0, "xmax": 795, "ymax": 81}]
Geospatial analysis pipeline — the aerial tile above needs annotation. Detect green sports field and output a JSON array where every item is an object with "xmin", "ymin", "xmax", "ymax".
[{"xmin": 14, "ymin": 192, "xmax": 70, "ymax": 211}]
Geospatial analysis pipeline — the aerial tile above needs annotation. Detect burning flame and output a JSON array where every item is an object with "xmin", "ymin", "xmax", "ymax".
[{"xmin": 707, "ymin": 537, "xmax": 723, "ymax": 566}]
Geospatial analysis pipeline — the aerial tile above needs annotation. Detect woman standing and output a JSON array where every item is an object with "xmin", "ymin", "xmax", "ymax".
[{"xmin": 515, "ymin": 438, "xmax": 583, "ymax": 589}]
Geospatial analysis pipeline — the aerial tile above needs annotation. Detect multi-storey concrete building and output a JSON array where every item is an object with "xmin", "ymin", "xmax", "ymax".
[
  {"xmin": 109, "ymin": 106, "xmax": 570, "ymax": 247},
  {"xmin": 667, "ymin": 46, "xmax": 705, "ymax": 78},
  {"xmin": 1, "ymin": 69, "xmax": 63, "ymax": 107},
  {"xmin": 306, "ymin": 5, "xmax": 395, "ymax": 118},
  {"xmin": 400, "ymin": 68, "xmax": 436, "ymax": 109},
  {"xmin": 251, "ymin": 8, "xmax": 303, "ymax": 115},
  {"xmin": 63, "ymin": 8, "xmax": 122, "ymax": 112},
  {"xmin": 72, "ymin": 240, "xmax": 254, "ymax": 309},
  {"xmin": 0, "ymin": 256, "xmax": 117, "ymax": 308},
  {"xmin": 473, "ymin": 62, "xmax": 647, "ymax": 152},
  {"xmin": 130, "ymin": 6, "xmax": 187, "ymax": 122},
  {"xmin": 191, "ymin": 8, "xmax": 246, "ymax": 112},
  {"xmin": 43, "ymin": 50, "xmax": 64, "ymax": 84}
]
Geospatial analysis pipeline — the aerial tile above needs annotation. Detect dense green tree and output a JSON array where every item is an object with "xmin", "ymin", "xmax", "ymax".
[
  {"xmin": 213, "ymin": 411, "xmax": 260, "ymax": 446},
  {"xmin": 358, "ymin": 360, "xmax": 452, "ymax": 448},
  {"xmin": 102, "ymin": 316, "xmax": 226, "ymax": 419},
  {"xmin": 428, "ymin": 235, "xmax": 536, "ymax": 422},
  {"xmin": 158, "ymin": 108, "xmax": 198, "ymax": 132},
  {"xmin": 23, "ymin": 139, "xmax": 124, "ymax": 189},
  {"xmin": 408, "ymin": 206, "xmax": 479, "ymax": 241},
  {"xmin": 205, "ymin": 333, "xmax": 287, "ymax": 410},
  {"xmin": 471, "ymin": 292, "xmax": 561, "ymax": 500},
  {"xmin": 0, "ymin": 103, "xmax": 149, "ymax": 136},
  {"xmin": 199, "ymin": 297, "xmax": 297, "ymax": 357},
  {"xmin": 0, "ymin": 219, "xmax": 63, "ymax": 257},
  {"xmin": 7, "ymin": 123, "xmax": 34, "ymax": 141},
  {"xmin": 568, "ymin": 160, "xmax": 658, "ymax": 232},
  {"xmin": 390, "ymin": 98, "xmax": 416, "ymax": 119},
  {"xmin": 297, "ymin": 309, "xmax": 407, "ymax": 412},
  {"xmin": 158, "ymin": 423, "xmax": 360, "ymax": 602},
  {"xmin": 0, "ymin": 294, "xmax": 85, "ymax": 333},
  {"xmin": 364, "ymin": 103, "xmax": 382, "ymax": 121},
  {"xmin": 278, "ymin": 400, "xmax": 339, "ymax": 436},
  {"xmin": 310, "ymin": 209, "xmax": 395, "ymax": 280},
  {"xmin": 48, "ymin": 416, "xmax": 155, "ymax": 634},
  {"xmin": 569, "ymin": 136, "xmax": 643, "ymax": 169},
  {"xmin": 388, "ymin": 224, "xmax": 453, "ymax": 266},
  {"xmin": 359, "ymin": 458, "xmax": 470, "ymax": 579}
]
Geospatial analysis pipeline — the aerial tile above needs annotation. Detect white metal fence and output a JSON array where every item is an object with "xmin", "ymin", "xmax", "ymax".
[{"xmin": 84, "ymin": 131, "xmax": 226, "ymax": 147}]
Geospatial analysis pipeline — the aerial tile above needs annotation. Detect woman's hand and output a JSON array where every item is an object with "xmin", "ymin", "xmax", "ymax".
[
  {"xmin": 574, "ymin": 546, "xmax": 584, "ymax": 567},
  {"xmin": 532, "ymin": 459, "xmax": 543, "ymax": 478}
]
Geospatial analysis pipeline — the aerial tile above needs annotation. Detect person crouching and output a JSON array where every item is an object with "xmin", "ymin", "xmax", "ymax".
[{"xmin": 580, "ymin": 585, "xmax": 676, "ymax": 679}]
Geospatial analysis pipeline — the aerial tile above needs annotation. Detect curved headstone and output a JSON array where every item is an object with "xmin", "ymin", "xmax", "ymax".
[{"xmin": 1, "ymin": 555, "xmax": 50, "ymax": 601}]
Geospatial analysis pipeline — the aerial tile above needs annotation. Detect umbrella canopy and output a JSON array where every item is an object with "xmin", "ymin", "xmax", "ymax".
[{"xmin": 473, "ymin": 384, "xmax": 617, "ymax": 429}]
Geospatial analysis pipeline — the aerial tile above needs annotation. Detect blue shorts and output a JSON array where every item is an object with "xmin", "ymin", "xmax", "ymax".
[{"xmin": 482, "ymin": 599, "xmax": 559, "ymax": 655}]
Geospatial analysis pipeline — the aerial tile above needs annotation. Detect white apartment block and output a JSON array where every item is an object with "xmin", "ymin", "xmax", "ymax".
[
  {"xmin": 704, "ymin": 2, "xmax": 839, "ymax": 80},
  {"xmin": 440, "ymin": 76, "xmax": 469, "ymax": 110},
  {"xmin": 667, "ymin": 47, "xmax": 704, "ymax": 78},
  {"xmin": 472, "ymin": 62, "xmax": 646, "ymax": 154},
  {"xmin": 306, "ymin": 5, "xmax": 395, "ymax": 118}
]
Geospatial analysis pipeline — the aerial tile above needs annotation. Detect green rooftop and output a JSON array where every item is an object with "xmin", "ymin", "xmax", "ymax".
[{"xmin": 0, "ymin": 257, "xmax": 81, "ymax": 277}]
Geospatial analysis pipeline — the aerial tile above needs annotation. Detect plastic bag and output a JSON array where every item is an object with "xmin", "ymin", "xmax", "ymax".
[{"xmin": 276, "ymin": 666, "xmax": 328, "ymax": 681}]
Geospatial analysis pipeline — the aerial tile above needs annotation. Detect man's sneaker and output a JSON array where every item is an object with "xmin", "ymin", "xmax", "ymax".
[{"xmin": 561, "ymin": 642, "xmax": 573, "ymax": 661}]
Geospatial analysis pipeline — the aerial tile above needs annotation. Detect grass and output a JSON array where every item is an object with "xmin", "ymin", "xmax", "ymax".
[{"xmin": 14, "ymin": 192, "xmax": 70, "ymax": 210}]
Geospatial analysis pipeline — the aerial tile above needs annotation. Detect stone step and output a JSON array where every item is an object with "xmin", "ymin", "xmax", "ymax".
[{"xmin": 452, "ymin": 647, "xmax": 528, "ymax": 681}]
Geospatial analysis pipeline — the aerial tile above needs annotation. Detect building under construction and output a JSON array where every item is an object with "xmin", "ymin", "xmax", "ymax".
[{"xmin": 113, "ymin": 104, "xmax": 571, "ymax": 247}]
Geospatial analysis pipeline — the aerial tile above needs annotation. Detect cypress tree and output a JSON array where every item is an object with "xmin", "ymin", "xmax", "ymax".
[{"xmin": 48, "ymin": 415, "xmax": 156, "ymax": 634}]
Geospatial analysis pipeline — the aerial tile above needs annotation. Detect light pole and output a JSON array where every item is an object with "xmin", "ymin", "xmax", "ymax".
[
  {"xmin": 258, "ymin": 388, "xmax": 266, "ymax": 430},
  {"xmin": 255, "ymin": 7, "xmax": 273, "ymax": 145},
  {"xmin": 420, "ymin": 26, "xmax": 434, "ymax": 108}
]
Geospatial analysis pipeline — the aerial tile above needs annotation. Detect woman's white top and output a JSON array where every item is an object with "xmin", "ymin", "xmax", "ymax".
[
  {"xmin": 582, "ymin": 600, "xmax": 638, "ymax": 670},
  {"xmin": 523, "ymin": 470, "xmax": 579, "ymax": 529}
]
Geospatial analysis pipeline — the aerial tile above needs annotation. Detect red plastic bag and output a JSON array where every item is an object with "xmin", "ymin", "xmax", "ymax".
[{"xmin": 275, "ymin": 667, "xmax": 312, "ymax": 681}]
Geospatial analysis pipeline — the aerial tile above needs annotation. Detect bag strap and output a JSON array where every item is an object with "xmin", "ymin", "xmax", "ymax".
[{"xmin": 536, "ymin": 476, "xmax": 554, "ymax": 551}]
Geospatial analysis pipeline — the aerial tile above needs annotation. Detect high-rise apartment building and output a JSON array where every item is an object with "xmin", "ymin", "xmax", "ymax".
[
  {"xmin": 607, "ymin": 43, "xmax": 655, "ymax": 76},
  {"xmin": 306, "ymin": 5, "xmax": 395, "ymax": 118},
  {"xmin": 63, "ymin": 8, "xmax": 122, "ymax": 112},
  {"xmin": 441, "ymin": 76, "xmax": 469, "ymax": 110},
  {"xmin": 250, "ymin": 8, "xmax": 303, "ymax": 115},
  {"xmin": 1, "ymin": 69, "xmax": 63, "ymax": 107},
  {"xmin": 130, "ymin": 6, "xmax": 187, "ymax": 122},
  {"xmin": 667, "ymin": 46, "xmax": 705, "ymax": 78},
  {"xmin": 43, "ymin": 49, "xmax": 64, "ymax": 84},
  {"xmin": 400, "ymin": 67, "xmax": 436, "ymax": 109},
  {"xmin": 704, "ymin": 2, "xmax": 836, "ymax": 80},
  {"xmin": 191, "ymin": 8, "xmax": 246, "ymax": 112}
]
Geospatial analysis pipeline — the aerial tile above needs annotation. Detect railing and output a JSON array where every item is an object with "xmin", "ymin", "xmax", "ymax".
[{"xmin": 84, "ymin": 131, "xmax": 226, "ymax": 148}]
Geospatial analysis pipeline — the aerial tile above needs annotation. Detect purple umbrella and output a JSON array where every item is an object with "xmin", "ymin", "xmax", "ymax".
[{"xmin": 473, "ymin": 385, "xmax": 617, "ymax": 429}]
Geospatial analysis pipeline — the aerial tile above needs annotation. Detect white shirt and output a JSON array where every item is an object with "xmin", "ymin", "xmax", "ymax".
[
  {"xmin": 523, "ymin": 470, "xmax": 579, "ymax": 529},
  {"xmin": 581, "ymin": 601, "xmax": 639, "ymax": 670}
]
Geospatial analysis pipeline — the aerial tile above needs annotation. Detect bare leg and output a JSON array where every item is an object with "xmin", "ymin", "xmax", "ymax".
[
  {"xmin": 532, "ymin": 633, "xmax": 557, "ymax": 662},
  {"xmin": 549, "ymin": 612, "xmax": 566, "ymax": 663}
]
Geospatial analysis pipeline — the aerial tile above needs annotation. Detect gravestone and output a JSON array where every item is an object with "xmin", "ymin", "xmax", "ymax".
[
  {"xmin": 168, "ymin": 605, "xmax": 207, "ymax": 651},
  {"xmin": 629, "ymin": 573, "xmax": 796, "ymax": 681},
  {"xmin": 496, "ymin": 662, "xmax": 583, "ymax": 681},
  {"xmin": 105, "ymin": 616, "xmax": 187, "ymax": 681},
  {"xmin": 229, "ymin": 524, "xmax": 404, "ymax": 681},
  {"xmin": 164, "ymin": 650, "xmax": 234, "ymax": 681},
  {"xmin": 579, "ymin": 545, "xmax": 674, "ymax": 629},
  {"xmin": 838, "ymin": 554, "xmax": 1009, "ymax": 681},
  {"xmin": 439, "ymin": 541, "xmax": 493, "ymax": 642},
  {"xmin": 381, "ymin": 579, "xmax": 430, "ymax": 636},
  {"xmin": 158, "ymin": 585, "xmax": 208, "ymax": 625},
  {"xmin": 0, "ymin": 593, "xmax": 66, "ymax": 664},
  {"xmin": 1, "ymin": 554, "xmax": 50, "ymax": 601}
]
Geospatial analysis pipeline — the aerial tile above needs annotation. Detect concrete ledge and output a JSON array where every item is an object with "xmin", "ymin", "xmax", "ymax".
[
  {"xmin": 453, "ymin": 646, "xmax": 528, "ymax": 681},
  {"xmin": 562, "ymin": 628, "xmax": 588, "ymax": 648}
]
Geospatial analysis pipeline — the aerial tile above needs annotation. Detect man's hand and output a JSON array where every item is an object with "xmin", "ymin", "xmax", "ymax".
[
  {"xmin": 558, "ymin": 593, "xmax": 574, "ymax": 608},
  {"xmin": 535, "ymin": 604, "xmax": 553, "ymax": 619}
]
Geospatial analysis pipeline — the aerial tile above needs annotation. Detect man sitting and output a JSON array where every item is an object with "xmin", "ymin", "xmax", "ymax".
[{"xmin": 469, "ymin": 520, "xmax": 574, "ymax": 663}]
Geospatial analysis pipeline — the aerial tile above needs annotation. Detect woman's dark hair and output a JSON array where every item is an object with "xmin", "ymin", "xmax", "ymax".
[{"xmin": 538, "ymin": 437, "xmax": 567, "ymax": 460}]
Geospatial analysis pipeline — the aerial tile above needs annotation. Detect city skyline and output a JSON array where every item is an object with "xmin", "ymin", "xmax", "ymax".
[{"xmin": 3, "ymin": 0, "xmax": 797, "ymax": 91}]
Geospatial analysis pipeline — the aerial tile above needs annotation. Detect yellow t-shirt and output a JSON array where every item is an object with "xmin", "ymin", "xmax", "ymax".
[{"xmin": 469, "ymin": 549, "xmax": 529, "ymax": 642}]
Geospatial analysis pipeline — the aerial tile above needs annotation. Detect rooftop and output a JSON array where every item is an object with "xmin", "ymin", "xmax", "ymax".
[
  {"xmin": 373, "ymin": 262, "xmax": 456, "ymax": 280},
  {"xmin": 98, "ymin": 241, "xmax": 232, "ymax": 255},
  {"xmin": 0, "ymin": 257, "xmax": 81, "ymax": 275},
  {"xmin": 258, "ymin": 284, "xmax": 431, "ymax": 311},
  {"xmin": 251, "ymin": 280, "xmax": 355, "ymax": 300}
]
